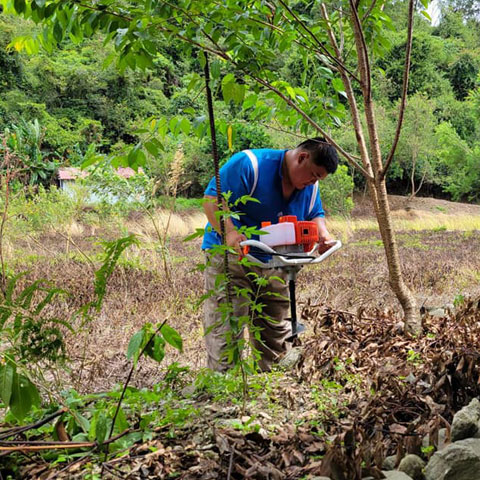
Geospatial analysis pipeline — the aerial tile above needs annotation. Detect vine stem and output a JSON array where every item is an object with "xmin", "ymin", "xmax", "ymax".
[{"xmin": 100, "ymin": 319, "xmax": 168, "ymax": 473}]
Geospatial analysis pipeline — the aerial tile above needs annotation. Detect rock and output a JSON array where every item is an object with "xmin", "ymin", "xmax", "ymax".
[
  {"xmin": 438, "ymin": 428, "xmax": 449, "ymax": 450},
  {"xmin": 215, "ymin": 418, "xmax": 242, "ymax": 429},
  {"xmin": 422, "ymin": 427, "xmax": 449, "ymax": 452},
  {"xmin": 405, "ymin": 373, "xmax": 417, "ymax": 384},
  {"xmin": 278, "ymin": 346, "xmax": 303, "ymax": 369},
  {"xmin": 428, "ymin": 307, "xmax": 447, "ymax": 317},
  {"xmin": 180, "ymin": 382, "xmax": 197, "ymax": 397},
  {"xmin": 382, "ymin": 471, "xmax": 414, "ymax": 479},
  {"xmin": 425, "ymin": 438, "xmax": 480, "ymax": 480},
  {"xmin": 398, "ymin": 454, "xmax": 425, "ymax": 480},
  {"xmin": 310, "ymin": 477, "xmax": 332, "ymax": 480},
  {"xmin": 383, "ymin": 454, "xmax": 398, "ymax": 470},
  {"xmin": 451, "ymin": 398, "xmax": 480, "ymax": 442}
]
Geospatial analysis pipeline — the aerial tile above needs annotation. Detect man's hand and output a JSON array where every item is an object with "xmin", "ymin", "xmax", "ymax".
[
  {"xmin": 317, "ymin": 230, "xmax": 335, "ymax": 254},
  {"xmin": 226, "ymin": 230, "xmax": 247, "ymax": 256}
]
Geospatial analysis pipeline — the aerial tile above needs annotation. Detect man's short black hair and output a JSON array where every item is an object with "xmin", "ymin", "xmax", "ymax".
[{"xmin": 297, "ymin": 137, "xmax": 338, "ymax": 174}]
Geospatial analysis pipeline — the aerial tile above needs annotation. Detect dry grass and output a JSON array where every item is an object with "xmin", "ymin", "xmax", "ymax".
[
  {"xmin": 127, "ymin": 210, "xmax": 206, "ymax": 239},
  {"xmin": 329, "ymin": 212, "xmax": 480, "ymax": 243},
  {"xmin": 5, "ymin": 198, "xmax": 480, "ymax": 393}
]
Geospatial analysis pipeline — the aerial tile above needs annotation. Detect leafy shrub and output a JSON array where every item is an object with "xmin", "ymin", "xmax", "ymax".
[
  {"xmin": 82, "ymin": 165, "xmax": 153, "ymax": 207},
  {"xmin": 319, "ymin": 164, "xmax": 354, "ymax": 216},
  {"xmin": 6, "ymin": 185, "xmax": 77, "ymax": 234},
  {"xmin": 433, "ymin": 122, "xmax": 480, "ymax": 202}
]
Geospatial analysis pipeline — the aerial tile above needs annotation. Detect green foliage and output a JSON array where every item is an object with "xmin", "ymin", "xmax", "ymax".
[
  {"xmin": 0, "ymin": 273, "xmax": 69, "ymax": 419},
  {"xmin": 0, "ymin": 233, "xmax": 138, "ymax": 422},
  {"xmin": 2, "ymin": 118, "xmax": 59, "ymax": 186},
  {"xmin": 92, "ymin": 235, "xmax": 139, "ymax": 311},
  {"xmin": 4, "ymin": 184, "xmax": 76, "ymax": 234},
  {"xmin": 433, "ymin": 122, "xmax": 480, "ymax": 201},
  {"xmin": 82, "ymin": 164, "xmax": 153, "ymax": 207},
  {"xmin": 447, "ymin": 53, "xmax": 480, "ymax": 100},
  {"xmin": 0, "ymin": 0, "xmax": 478, "ymax": 202},
  {"xmin": 127, "ymin": 322, "xmax": 183, "ymax": 368},
  {"xmin": 0, "ymin": 364, "xmax": 41, "ymax": 421},
  {"xmin": 319, "ymin": 165, "xmax": 354, "ymax": 216}
]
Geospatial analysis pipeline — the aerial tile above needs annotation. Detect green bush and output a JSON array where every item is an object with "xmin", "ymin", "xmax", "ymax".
[
  {"xmin": 6, "ymin": 185, "xmax": 77, "ymax": 234},
  {"xmin": 319, "ymin": 164, "xmax": 354, "ymax": 216}
]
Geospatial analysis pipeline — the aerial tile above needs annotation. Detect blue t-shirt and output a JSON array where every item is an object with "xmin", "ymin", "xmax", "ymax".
[{"xmin": 202, "ymin": 149, "xmax": 325, "ymax": 250}]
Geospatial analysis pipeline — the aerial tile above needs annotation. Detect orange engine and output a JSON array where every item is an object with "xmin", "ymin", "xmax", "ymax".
[{"xmin": 278, "ymin": 216, "xmax": 318, "ymax": 252}]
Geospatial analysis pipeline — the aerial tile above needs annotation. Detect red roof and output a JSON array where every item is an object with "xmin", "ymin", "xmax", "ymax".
[
  {"xmin": 58, "ymin": 167, "xmax": 88, "ymax": 180},
  {"xmin": 58, "ymin": 167, "xmax": 143, "ymax": 180}
]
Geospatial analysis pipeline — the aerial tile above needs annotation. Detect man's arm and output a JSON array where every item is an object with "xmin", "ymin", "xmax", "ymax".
[{"xmin": 203, "ymin": 195, "xmax": 246, "ymax": 254}]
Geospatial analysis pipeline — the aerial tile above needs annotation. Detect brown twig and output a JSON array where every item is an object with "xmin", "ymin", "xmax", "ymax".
[
  {"xmin": 0, "ymin": 428, "xmax": 134, "ymax": 453},
  {"xmin": 0, "ymin": 408, "xmax": 66, "ymax": 440}
]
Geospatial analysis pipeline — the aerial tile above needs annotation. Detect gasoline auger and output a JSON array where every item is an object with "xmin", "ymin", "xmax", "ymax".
[{"xmin": 240, "ymin": 215, "xmax": 342, "ymax": 341}]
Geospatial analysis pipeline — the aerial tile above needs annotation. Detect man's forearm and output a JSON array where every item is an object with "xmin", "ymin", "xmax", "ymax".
[{"xmin": 314, "ymin": 217, "xmax": 330, "ymax": 239}]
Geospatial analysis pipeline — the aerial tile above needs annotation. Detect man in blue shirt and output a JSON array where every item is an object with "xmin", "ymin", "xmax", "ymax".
[{"xmin": 202, "ymin": 137, "xmax": 339, "ymax": 371}]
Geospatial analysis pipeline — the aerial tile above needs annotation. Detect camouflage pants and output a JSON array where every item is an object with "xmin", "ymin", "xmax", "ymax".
[{"xmin": 203, "ymin": 253, "xmax": 291, "ymax": 372}]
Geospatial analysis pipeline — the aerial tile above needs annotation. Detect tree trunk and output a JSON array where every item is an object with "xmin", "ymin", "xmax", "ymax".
[
  {"xmin": 348, "ymin": 1, "xmax": 421, "ymax": 334},
  {"xmin": 369, "ymin": 177, "xmax": 421, "ymax": 333}
]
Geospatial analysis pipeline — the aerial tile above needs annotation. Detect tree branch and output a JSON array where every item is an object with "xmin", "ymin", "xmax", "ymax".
[
  {"xmin": 276, "ymin": 0, "xmax": 361, "ymax": 83},
  {"xmin": 252, "ymin": 74, "xmax": 372, "ymax": 178},
  {"xmin": 380, "ymin": 0, "xmax": 416, "ymax": 180},
  {"xmin": 349, "ymin": 0, "xmax": 372, "ymax": 101},
  {"xmin": 321, "ymin": 4, "xmax": 374, "ymax": 180},
  {"xmin": 362, "ymin": 0, "xmax": 379, "ymax": 22}
]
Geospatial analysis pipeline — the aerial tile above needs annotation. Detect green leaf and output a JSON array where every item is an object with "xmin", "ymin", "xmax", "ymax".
[
  {"xmin": 286, "ymin": 85, "xmax": 296, "ymax": 99},
  {"xmin": 53, "ymin": 21, "xmax": 63, "ymax": 43},
  {"xmin": 160, "ymin": 324, "xmax": 183, "ymax": 352},
  {"xmin": 102, "ymin": 52, "xmax": 116, "ymax": 69},
  {"xmin": 179, "ymin": 118, "xmax": 190, "ymax": 135},
  {"xmin": 114, "ymin": 406, "xmax": 129, "ymax": 433},
  {"xmin": 136, "ymin": 149, "xmax": 146, "ymax": 167},
  {"xmin": 332, "ymin": 78, "xmax": 344, "ymax": 93},
  {"xmin": 232, "ymin": 83, "xmax": 245, "ymax": 105},
  {"xmin": 95, "ymin": 412, "xmax": 107, "ymax": 445},
  {"xmin": 420, "ymin": 10, "xmax": 432, "ymax": 21},
  {"xmin": 243, "ymin": 94, "xmax": 257, "ymax": 109},
  {"xmin": 127, "ymin": 144, "xmax": 141, "ymax": 166},
  {"xmin": 76, "ymin": 413, "xmax": 91, "ymax": 433},
  {"xmin": 145, "ymin": 335, "xmax": 165, "ymax": 363},
  {"xmin": 9, "ymin": 374, "xmax": 40, "ymax": 420},
  {"xmin": 81, "ymin": 152, "xmax": 104, "ymax": 169},
  {"xmin": 199, "ymin": 52, "xmax": 206, "ymax": 69},
  {"xmin": 144, "ymin": 140, "xmax": 159, "ymax": 157},
  {"xmin": 127, "ymin": 329, "xmax": 145, "ymax": 362},
  {"xmin": 187, "ymin": 75, "xmax": 200, "ymax": 92},
  {"xmin": 183, "ymin": 228, "xmax": 205, "ymax": 242},
  {"xmin": 0, "ymin": 363, "xmax": 15, "ymax": 406},
  {"xmin": 211, "ymin": 60, "xmax": 221, "ymax": 79},
  {"xmin": 169, "ymin": 117, "xmax": 179, "ymax": 134},
  {"xmin": 222, "ymin": 82, "xmax": 233, "ymax": 103},
  {"xmin": 14, "ymin": 0, "xmax": 26, "ymax": 14}
]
